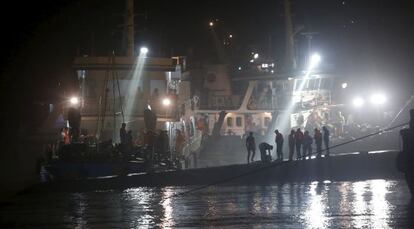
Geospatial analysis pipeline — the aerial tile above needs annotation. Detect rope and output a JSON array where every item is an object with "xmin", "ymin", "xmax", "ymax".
[
  {"xmin": 116, "ymin": 72, "xmax": 125, "ymax": 123},
  {"xmin": 166, "ymin": 122, "xmax": 408, "ymax": 200}
]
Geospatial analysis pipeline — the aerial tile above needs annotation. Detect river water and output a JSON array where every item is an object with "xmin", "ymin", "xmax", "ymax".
[{"xmin": 1, "ymin": 179, "xmax": 413, "ymax": 228}]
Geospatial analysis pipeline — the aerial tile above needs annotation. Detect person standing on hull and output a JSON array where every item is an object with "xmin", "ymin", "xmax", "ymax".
[
  {"xmin": 303, "ymin": 130, "xmax": 313, "ymax": 159},
  {"xmin": 314, "ymin": 128, "xmax": 323, "ymax": 158},
  {"xmin": 322, "ymin": 126, "xmax": 330, "ymax": 156},
  {"xmin": 120, "ymin": 123, "xmax": 127, "ymax": 144},
  {"xmin": 274, "ymin": 129, "xmax": 284, "ymax": 161},
  {"xmin": 125, "ymin": 130, "xmax": 133, "ymax": 155},
  {"xmin": 175, "ymin": 129, "xmax": 185, "ymax": 160},
  {"xmin": 295, "ymin": 128, "xmax": 304, "ymax": 160},
  {"xmin": 245, "ymin": 132, "xmax": 256, "ymax": 163},
  {"xmin": 259, "ymin": 142, "xmax": 273, "ymax": 163},
  {"xmin": 288, "ymin": 130, "xmax": 295, "ymax": 161},
  {"xmin": 120, "ymin": 123, "xmax": 127, "ymax": 153}
]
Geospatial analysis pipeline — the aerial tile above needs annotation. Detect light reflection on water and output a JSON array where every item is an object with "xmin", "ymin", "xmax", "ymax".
[
  {"xmin": 160, "ymin": 187, "xmax": 174, "ymax": 228},
  {"xmin": 371, "ymin": 180, "xmax": 392, "ymax": 229},
  {"xmin": 303, "ymin": 181, "xmax": 329, "ymax": 228},
  {"xmin": 0, "ymin": 179, "xmax": 412, "ymax": 228}
]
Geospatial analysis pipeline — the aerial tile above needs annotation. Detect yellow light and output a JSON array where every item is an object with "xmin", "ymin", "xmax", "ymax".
[
  {"xmin": 162, "ymin": 98, "xmax": 171, "ymax": 106},
  {"xmin": 70, "ymin": 97, "xmax": 79, "ymax": 105}
]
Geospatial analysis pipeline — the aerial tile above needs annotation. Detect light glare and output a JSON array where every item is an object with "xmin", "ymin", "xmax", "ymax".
[
  {"xmin": 309, "ymin": 53, "xmax": 321, "ymax": 69},
  {"xmin": 140, "ymin": 47, "xmax": 149, "ymax": 54},
  {"xmin": 370, "ymin": 93, "xmax": 386, "ymax": 105},
  {"xmin": 70, "ymin": 97, "xmax": 79, "ymax": 105},
  {"xmin": 352, "ymin": 97, "xmax": 364, "ymax": 107},
  {"xmin": 162, "ymin": 98, "xmax": 171, "ymax": 106}
]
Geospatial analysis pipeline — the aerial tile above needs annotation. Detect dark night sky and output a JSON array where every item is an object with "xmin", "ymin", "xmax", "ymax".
[{"xmin": 1, "ymin": 0, "xmax": 413, "ymax": 134}]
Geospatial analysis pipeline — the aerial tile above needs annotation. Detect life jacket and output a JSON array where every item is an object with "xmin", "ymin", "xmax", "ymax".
[{"xmin": 63, "ymin": 130, "xmax": 70, "ymax": 144}]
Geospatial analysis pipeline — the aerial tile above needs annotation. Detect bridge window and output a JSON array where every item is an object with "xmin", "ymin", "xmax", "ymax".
[
  {"xmin": 227, "ymin": 117, "xmax": 233, "ymax": 127},
  {"xmin": 308, "ymin": 79, "xmax": 319, "ymax": 90},
  {"xmin": 236, "ymin": 117, "xmax": 242, "ymax": 127},
  {"xmin": 320, "ymin": 78, "xmax": 333, "ymax": 90},
  {"xmin": 294, "ymin": 79, "xmax": 303, "ymax": 91}
]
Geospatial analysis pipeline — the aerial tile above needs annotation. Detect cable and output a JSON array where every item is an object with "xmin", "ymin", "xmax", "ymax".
[
  {"xmin": 166, "ymin": 122, "xmax": 408, "ymax": 200},
  {"xmin": 387, "ymin": 95, "xmax": 413, "ymax": 128}
]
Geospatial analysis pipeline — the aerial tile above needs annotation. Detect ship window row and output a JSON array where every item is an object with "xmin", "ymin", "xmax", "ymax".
[
  {"xmin": 227, "ymin": 117, "xmax": 243, "ymax": 127},
  {"xmin": 294, "ymin": 78, "xmax": 333, "ymax": 91},
  {"xmin": 227, "ymin": 116, "xmax": 271, "ymax": 128}
]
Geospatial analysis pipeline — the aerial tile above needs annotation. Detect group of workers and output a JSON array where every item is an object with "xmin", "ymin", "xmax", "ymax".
[{"xmin": 245, "ymin": 126, "xmax": 331, "ymax": 163}]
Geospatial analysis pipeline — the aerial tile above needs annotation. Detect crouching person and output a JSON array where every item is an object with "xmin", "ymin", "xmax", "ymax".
[{"xmin": 259, "ymin": 142, "xmax": 273, "ymax": 163}]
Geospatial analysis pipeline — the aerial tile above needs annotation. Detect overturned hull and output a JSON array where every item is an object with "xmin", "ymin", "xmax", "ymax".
[
  {"xmin": 45, "ymin": 161, "xmax": 146, "ymax": 180},
  {"xmin": 33, "ymin": 150, "xmax": 403, "ymax": 193}
]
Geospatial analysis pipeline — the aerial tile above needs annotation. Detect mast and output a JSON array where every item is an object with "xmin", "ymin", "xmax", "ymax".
[
  {"xmin": 126, "ymin": 0, "xmax": 134, "ymax": 57},
  {"xmin": 284, "ymin": 0, "xmax": 296, "ymax": 71}
]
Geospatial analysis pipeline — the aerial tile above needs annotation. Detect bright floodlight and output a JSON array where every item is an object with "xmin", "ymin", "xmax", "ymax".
[
  {"xmin": 162, "ymin": 98, "xmax": 171, "ymax": 106},
  {"xmin": 70, "ymin": 97, "xmax": 79, "ymax": 105},
  {"xmin": 140, "ymin": 47, "xmax": 148, "ymax": 54},
  {"xmin": 342, "ymin": 82, "xmax": 348, "ymax": 89},
  {"xmin": 253, "ymin": 53, "xmax": 259, "ymax": 59},
  {"xmin": 209, "ymin": 21, "xmax": 214, "ymax": 27},
  {"xmin": 352, "ymin": 97, "xmax": 364, "ymax": 108},
  {"xmin": 370, "ymin": 93, "xmax": 386, "ymax": 105},
  {"xmin": 309, "ymin": 53, "xmax": 321, "ymax": 70},
  {"xmin": 229, "ymin": 34, "xmax": 233, "ymax": 38}
]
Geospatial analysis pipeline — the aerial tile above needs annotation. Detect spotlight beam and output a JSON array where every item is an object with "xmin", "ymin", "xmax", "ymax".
[
  {"xmin": 122, "ymin": 48, "xmax": 148, "ymax": 141},
  {"xmin": 266, "ymin": 53, "xmax": 322, "ymax": 143}
]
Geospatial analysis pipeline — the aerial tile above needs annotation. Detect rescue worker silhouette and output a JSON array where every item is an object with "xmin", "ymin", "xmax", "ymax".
[
  {"xmin": 288, "ymin": 130, "xmax": 296, "ymax": 161},
  {"xmin": 314, "ymin": 128, "xmax": 323, "ymax": 158},
  {"xmin": 245, "ymin": 132, "xmax": 256, "ymax": 163},
  {"xmin": 259, "ymin": 142, "xmax": 273, "ymax": 162},
  {"xmin": 295, "ymin": 128, "xmax": 304, "ymax": 159},
  {"xmin": 274, "ymin": 129, "xmax": 284, "ymax": 160},
  {"xmin": 303, "ymin": 130, "xmax": 313, "ymax": 158},
  {"xmin": 120, "ymin": 123, "xmax": 127, "ymax": 144},
  {"xmin": 323, "ymin": 126, "xmax": 330, "ymax": 156},
  {"xmin": 67, "ymin": 107, "xmax": 81, "ymax": 142},
  {"xmin": 120, "ymin": 123, "xmax": 127, "ymax": 154}
]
